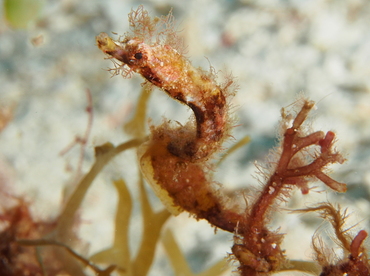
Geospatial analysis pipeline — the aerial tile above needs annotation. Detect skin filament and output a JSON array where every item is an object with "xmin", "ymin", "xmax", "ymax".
[
  {"xmin": 96, "ymin": 6, "xmax": 241, "ymax": 230},
  {"xmin": 96, "ymin": 6, "xmax": 357, "ymax": 275}
]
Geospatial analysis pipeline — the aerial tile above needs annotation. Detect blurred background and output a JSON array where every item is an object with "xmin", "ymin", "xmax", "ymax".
[{"xmin": 1, "ymin": 0, "xmax": 370, "ymax": 275}]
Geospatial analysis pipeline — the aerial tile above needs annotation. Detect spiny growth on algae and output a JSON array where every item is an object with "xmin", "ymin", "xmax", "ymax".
[{"xmin": 1, "ymin": 5, "xmax": 369, "ymax": 276}]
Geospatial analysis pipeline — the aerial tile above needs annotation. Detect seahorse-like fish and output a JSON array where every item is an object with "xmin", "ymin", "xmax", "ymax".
[{"xmin": 96, "ymin": 6, "xmax": 241, "ymax": 232}]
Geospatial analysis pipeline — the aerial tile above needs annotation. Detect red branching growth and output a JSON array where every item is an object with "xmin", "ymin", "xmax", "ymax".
[
  {"xmin": 96, "ymin": 6, "xmax": 368, "ymax": 276},
  {"xmin": 296, "ymin": 204, "xmax": 370, "ymax": 276},
  {"xmin": 59, "ymin": 89, "xmax": 94, "ymax": 175},
  {"xmin": 232, "ymin": 99, "xmax": 347, "ymax": 275},
  {"xmin": 0, "ymin": 200, "xmax": 59, "ymax": 275}
]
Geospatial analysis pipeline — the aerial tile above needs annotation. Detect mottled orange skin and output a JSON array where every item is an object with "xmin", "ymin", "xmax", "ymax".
[
  {"xmin": 96, "ymin": 7, "xmax": 356, "ymax": 276},
  {"xmin": 97, "ymin": 26, "xmax": 238, "ymax": 232},
  {"xmin": 97, "ymin": 33, "xmax": 228, "ymax": 161},
  {"xmin": 140, "ymin": 122, "xmax": 242, "ymax": 232}
]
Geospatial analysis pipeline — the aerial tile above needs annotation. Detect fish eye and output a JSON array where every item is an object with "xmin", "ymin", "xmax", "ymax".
[{"xmin": 134, "ymin": 52, "xmax": 143, "ymax": 59}]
